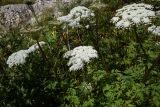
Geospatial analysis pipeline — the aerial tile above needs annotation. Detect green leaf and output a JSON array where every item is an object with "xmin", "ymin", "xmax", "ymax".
[{"xmin": 82, "ymin": 99, "xmax": 94, "ymax": 107}]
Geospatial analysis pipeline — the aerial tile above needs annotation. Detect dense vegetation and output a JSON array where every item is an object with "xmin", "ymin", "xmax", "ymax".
[{"xmin": 0, "ymin": 0, "xmax": 160, "ymax": 107}]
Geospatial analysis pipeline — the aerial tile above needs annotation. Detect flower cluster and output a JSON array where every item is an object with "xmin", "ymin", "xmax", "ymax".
[
  {"xmin": 111, "ymin": 3, "xmax": 155, "ymax": 28},
  {"xmin": 57, "ymin": 6, "xmax": 95, "ymax": 28},
  {"xmin": 7, "ymin": 41, "xmax": 46, "ymax": 68},
  {"xmin": 148, "ymin": 25, "xmax": 160, "ymax": 36},
  {"xmin": 156, "ymin": 10, "xmax": 160, "ymax": 16},
  {"xmin": 7, "ymin": 50, "xmax": 29, "ymax": 68},
  {"xmin": 27, "ymin": 41, "xmax": 46, "ymax": 53},
  {"xmin": 64, "ymin": 46, "xmax": 98, "ymax": 71}
]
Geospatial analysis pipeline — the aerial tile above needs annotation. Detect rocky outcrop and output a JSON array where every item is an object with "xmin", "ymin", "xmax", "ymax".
[
  {"xmin": 0, "ymin": 0, "xmax": 57, "ymax": 34},
  {"xmin": 0, "ymin": 0, "xmax": 55, "ymax": 29},
  {"xmin": 0, "ymin": 4, "xmax": 32, "ymax": 29}
]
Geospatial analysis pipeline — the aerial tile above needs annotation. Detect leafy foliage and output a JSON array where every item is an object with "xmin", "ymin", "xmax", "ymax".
[{"xmin": 0, "ymin": 0, "xmax": 160, "ymax": 107}]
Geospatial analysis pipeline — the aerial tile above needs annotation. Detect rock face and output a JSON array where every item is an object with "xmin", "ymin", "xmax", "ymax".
[
  {"xmin": 0, "ymin": 0, "xmax": 57, "ymax": 34},
  {"xmin": 0, "ymin": 4, "xmax": 32, "ymax": 29}
]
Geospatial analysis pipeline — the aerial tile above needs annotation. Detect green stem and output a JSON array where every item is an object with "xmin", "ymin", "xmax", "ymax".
[
  {"xmin": 36, "ymin": 40, "xmax": 46, "ymax": 59},
  {"xmin": 77, "ymin": 28, "xmax": 82, "ymax": 44},
  {"xmin": 95, "ymin": 11, "xmax": 100, "ymax": 53},
  {"xmin": 133, "ymin": 26, "xmax": 149, "ymax": 83},
  {"xmin": 66, "ymin": 25, "xmax": 71, "ymax": 50},
  {"xmin": 36, "ymin": 40, "xmax": 51, "ymax": 67}
]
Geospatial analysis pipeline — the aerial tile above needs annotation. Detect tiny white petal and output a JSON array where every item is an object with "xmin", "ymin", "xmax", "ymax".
[
  {"xmin": 7, "ymin": 50, "xmax": 29, "ymax": 68},
  {"xmin": 27, "ymin": 41, "xmax": 46, "ymax": 53},
  {"xmin": 6, "ymin": 41, "xmax": 46, "ymax": 68},
  {"xmin": 64, "ymin": 46, "xmax": 98, "ymax": 71},
  {"xmin": 111, "ymin": 3, "xmax": 155, "ymax": 29},
  {"xmin": 148, "ymin": 25, "xmax": 160, "ymax": 36},
  {"xmin": 57, "ymin": 6, "xmax": 94, "ymax": 28},
  {"xmin": 111, "ymin": 17, "xmax": 120, "ymax": 23}
]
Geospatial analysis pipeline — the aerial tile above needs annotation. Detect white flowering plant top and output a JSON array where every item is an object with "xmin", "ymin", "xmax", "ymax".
[
  {"xmin": 27, "ymin": 41, "xmax": 46, "ymax": 53},
  {"xmin": 148, "ymin": 25, "xmax": 160, "ymax": 36},
  {"xmin": 64, "ymin": 46, "xmax": 98, "ymax": 71},
  {"xmin": 111, "ymin": 3, "xmax": 155, "ymax": 29},
  {"xmin": 7, "ymin": 41, "xmax": 46, "ymax": 68},
  {"xmin": 7, "ymin": 50, "xmax": 29, "ymax": 68},
  {"xmin": 57, "ymin": 6, "xmax": 95, "ymax": 28}
]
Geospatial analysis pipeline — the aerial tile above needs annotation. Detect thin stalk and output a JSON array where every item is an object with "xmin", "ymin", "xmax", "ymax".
[
  {"xmin": 62, "ymin": 25, "xmax": 71, "ymax": 50},
  {"xmin": 134, "ymin": 26, "xmax": 148, "ymax": 60},
  {"xmin": 66, "ymin": 25, "xmax": 71, "ymax": 50},
  {"xmin": 83, "ymin": 66, "xmax": 88, "ymax": 82},
  {"xmin": 95, "ymin": 11, "xmax": 100, "ymax": 53},
  {"xmin": 52, "ymin": 31, "xmax": 69, "ymax": 78},
  {"xmin": 133, "ymin": 26, "xmax": 149, "ymax": 83},
  {"xmin": 36, "ymin": 40, "xmax": 55, "ymax": 77},
  {"xmin": 77, "ymin": 28, "xmax": 82, "ymax": 44},
  {"xmin": 27, "ymin": 3, "xmax": 52, "ymax": 68},
  {"xmin": 89, "ymin": 22, "xmax": 109, "ymax": 72},
  {"xmin": 26, "ymin": 4, "xmax": 48, "ymax": 62},
  {"xmin": 95, "ymin": 12, "xmax": 109, "ymax": 72},
  {"xmin": 36, "ymin": 40, "xmax": 50, "ymax": 65},
  {"xmin": 36, "ymin": 40, "xmax": 56, "ymax": 77}
]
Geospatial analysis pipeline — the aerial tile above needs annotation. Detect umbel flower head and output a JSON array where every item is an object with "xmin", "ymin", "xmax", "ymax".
[
  {"xmin": 27, "ymin": 41, "xmax": 46, "ymax": 53},
  {"xmin": 57, "ymin": 6, "xmax": 95, "ymax": 28},
  {"xmin": 64, "ymin": 46, "xmax": 98, "ymax": 71},
  {"xmin": 7, "ymin": 50, "xmax": 29, "ymax": 68},
  {"xmin": 148, "ymin": 25, "xmax": 160, "ymax": 36},
  {"xmin": 111, "ymin": 3, "xmax": 155, "ymax": 28},
  {"xmin": 7, "ymin": 41, "xmax": 46, "ymax": 68}
]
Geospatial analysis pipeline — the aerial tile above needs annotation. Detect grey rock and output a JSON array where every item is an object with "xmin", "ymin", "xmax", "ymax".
[
  {"xmin": 0, "ymin": 4, "xmax": 32, "ymax": 29},
  {"xmin": 0, "ymin": 0, "xmax": 57, "ymax": 34}
]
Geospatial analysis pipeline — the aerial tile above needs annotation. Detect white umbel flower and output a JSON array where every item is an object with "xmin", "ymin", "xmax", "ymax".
[
  {"xmin": 27, "ymin": 41, "xmax": 46, "ymax": 53},
  {"xmin": 57, "ymin": 6, "xmax": 94, "ymax": 28},
  {"xmin": 64, "ymin": 46, "xmax": 98, "ymax": 71},
  {"xmin": 148, "ymin": 25, "xmax": 160, "ymax": 36},
  {"xmin": 7, "ymin": 50, "xmax": 29, "ymax": 68},
  {"xmin": 156, "ymin": 10, "xmax": 160, "ymax": 16},
  {"xmin": 6, "ymin": 41, "xmax": 46, "ymax": 68},
  {"xmin": 111, "ymin": 3, "xmax": 155, "ymax": 28}
]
